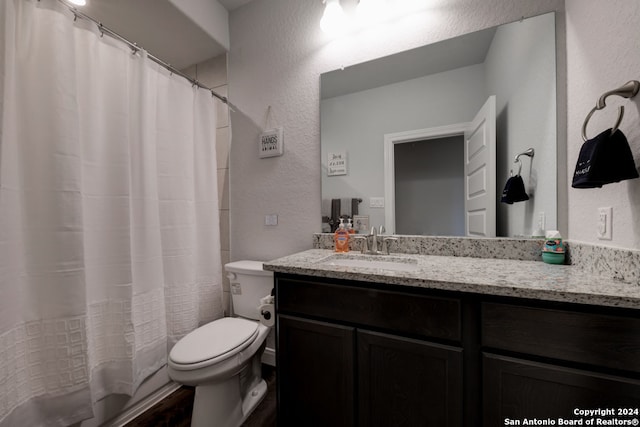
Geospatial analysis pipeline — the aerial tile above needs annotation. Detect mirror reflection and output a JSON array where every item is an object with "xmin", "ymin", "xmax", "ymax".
[{"xmin": 321, "ymin": 12, "xmax": 557, "ymax": 238}]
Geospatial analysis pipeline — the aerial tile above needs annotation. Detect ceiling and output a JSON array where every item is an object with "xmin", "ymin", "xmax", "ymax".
[
  {"xmin": 80, "ymin": 0, "xmax": 255, "ymax": 69},
  {"xmin": 321, "ymin": 26, "xmax": 497, "ymax": 99},
  {"xmin": 218, "ymin": 0, "xmax": 256, "ymax": 10}
]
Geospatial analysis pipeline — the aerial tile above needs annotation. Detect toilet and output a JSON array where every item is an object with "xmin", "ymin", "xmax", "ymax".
[{"xmin": 168, "ymin": 261, "xmax": 274, "ymax": 427}]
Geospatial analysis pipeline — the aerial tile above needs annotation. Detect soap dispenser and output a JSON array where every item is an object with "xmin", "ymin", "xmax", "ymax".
[
  {"xmin": 347, "ymin": 218, "xmax": 355, "ymax": 235},
  {"xmin": 334, "ymin": 218, "xmax": 350, "ymax": 253}
]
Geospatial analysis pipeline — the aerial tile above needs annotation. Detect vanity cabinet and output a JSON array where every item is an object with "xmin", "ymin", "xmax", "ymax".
[
  {"xmin": 276, "ymin": 275, "xmax": 465, "ymax": 427},
  {"xmin": 275, "ymin": 273, "xmax": 640, "ymax": 427},
  {"xmin": 481, "ymin": 302, "xmax": 640, "ymax": 425}
]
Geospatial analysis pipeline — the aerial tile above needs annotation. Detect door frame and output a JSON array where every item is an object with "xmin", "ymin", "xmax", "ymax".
[{"xmin": 383, "ymin": 122, "xmax": 470, "ymax": 234}]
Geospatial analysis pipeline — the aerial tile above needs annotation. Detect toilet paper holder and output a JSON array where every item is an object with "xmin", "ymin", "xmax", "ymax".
[{"xmin": 259, "ymin": 295, "xmax": 275, "ymax": 326}]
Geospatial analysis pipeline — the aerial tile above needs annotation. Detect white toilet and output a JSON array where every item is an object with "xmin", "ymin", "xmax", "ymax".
[{"xmin": 168, "ymin": 260, "xmax": 274, "ymax": 427}]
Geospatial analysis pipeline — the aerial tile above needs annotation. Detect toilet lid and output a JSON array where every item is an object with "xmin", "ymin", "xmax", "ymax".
[{"xmin": 170, "ymin": 317, "xmax": 259, "ymax": 366}]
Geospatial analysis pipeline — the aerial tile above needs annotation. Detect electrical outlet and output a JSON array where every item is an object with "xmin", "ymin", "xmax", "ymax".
[
  {"xmin": 597, "ymin": 207, "xmax": 612, "ymax": 240},
  {"xmin": 538, "ymin": 212, "xmax": 546, "ymax": 231}
]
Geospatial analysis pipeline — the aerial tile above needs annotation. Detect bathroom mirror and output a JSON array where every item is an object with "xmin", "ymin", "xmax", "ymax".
[{"xmin": 320, "ymin": 12, "xmax": 558, "ymax": 237}]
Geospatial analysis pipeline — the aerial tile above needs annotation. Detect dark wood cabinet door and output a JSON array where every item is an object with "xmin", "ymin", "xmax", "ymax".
[
  {"xmin": 484, "ymin": 353, "xmax": 640, "ymax": 426},
  {"xmin": 358, "ymin": 329, "xmax": 464, "ymax": 427},
  {"xmin": 277, "ymin": 314, "xmax": 356, "ymax": 427}
]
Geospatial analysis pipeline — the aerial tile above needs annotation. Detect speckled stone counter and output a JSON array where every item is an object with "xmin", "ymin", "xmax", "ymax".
[
  {"xmin": 313, "ymin": 233, "xmax": 640, "ymax": 285},
  {"xmin": 263, "ymin": 249, "xmax": 640, "ymax": 310},
  {"xmin": 313, "ymin": 233, "xmax": 546, "ymax": 261}
]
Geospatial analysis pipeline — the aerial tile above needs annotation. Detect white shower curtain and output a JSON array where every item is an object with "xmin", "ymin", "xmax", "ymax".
[{"xmin": 0, "ymin": 0, "xmax": 223, "ymax": 425}]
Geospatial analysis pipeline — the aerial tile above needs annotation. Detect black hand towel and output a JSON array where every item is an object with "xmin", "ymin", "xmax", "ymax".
[
  {"xmin": 572, "ymin": 128, "xmax": 639, "ymax": 188},
  {"xmin": 501, "ymin": 175, "xmax": 529, "ymax": 204}
]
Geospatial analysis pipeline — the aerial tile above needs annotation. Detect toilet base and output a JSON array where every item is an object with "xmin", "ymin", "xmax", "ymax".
[
  {"xmin": 190, "ymin": 374, "xmax": 267, "ymax": 427},
  {"xmin": 241, "ymin": 379, "xmax": 268, "ymax": 421}
]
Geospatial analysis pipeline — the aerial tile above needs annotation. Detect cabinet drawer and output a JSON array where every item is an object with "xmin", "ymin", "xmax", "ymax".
[
  {"xmin": 483, "ymin": 353, "xmax": 640, "ymax": 426},
  {"xmin": 482, "ymin": 302, "xmax": 640, "ymax": 373},
  {"xmin": 277, "ymin": 277, "xmax": 461, "ymax": 342}
]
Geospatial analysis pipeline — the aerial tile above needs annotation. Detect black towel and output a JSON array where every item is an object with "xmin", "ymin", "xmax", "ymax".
[
  {"xmin": 331, "ymin": 199, "xmax": 341, "ymax": 221},
  {"xmin": 351, "ymin": 198, "xmax": 360, "ymax": 216},
  {"xmin": 500, "ymin": 175, "xmax": 529, "ymax": 204},
  {"xmin": 572, "ymin": 128, "xmax": 639, "ymax": 188}
]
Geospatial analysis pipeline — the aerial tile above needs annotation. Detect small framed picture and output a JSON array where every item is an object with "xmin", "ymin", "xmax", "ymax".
[
  {"xmin": 352, "ymin": 215, "xmax": 369, "ymax": 234},
  {"xmin": 327, "ymin": 151, "xmax": 347, "ymax": 176},
  {"xmin": 259, "ymin": 128, "xmax": 284, "ymax": 158}
]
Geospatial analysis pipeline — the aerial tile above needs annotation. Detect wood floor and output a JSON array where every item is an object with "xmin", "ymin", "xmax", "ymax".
[{"xmin": 124, "ymin": 366, "xmax": 277, "ymax": 427}]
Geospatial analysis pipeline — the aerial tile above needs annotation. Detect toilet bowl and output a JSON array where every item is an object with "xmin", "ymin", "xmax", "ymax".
[{"xmin": 168, "ymin": 261, "xmax": 274, "ymax": 427}]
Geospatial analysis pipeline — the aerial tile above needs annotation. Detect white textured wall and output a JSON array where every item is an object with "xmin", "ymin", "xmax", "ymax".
[
  {"xmin": 228, "ymin": 0, "xmax": 572, "ymax": 261},
  {"xmin": 565, "ymin": 0, "xmax": 640, "ymax": 248}
]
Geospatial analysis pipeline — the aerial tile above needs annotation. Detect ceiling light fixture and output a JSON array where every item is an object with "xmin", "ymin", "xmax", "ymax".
[
  {"xmin": 67, "ymin": 0, "xmax": 87, "ymax": 6},
  {"xmin": 320, "ymin": 0, "xmax": 347, "ymax": 35},
  {"xmin": 356, "ymin": 0, "xmax": 387, "ymax": 27}
]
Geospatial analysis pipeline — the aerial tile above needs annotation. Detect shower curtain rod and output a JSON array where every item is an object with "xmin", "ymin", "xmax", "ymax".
[{"xmin": 51, "ymin": 0, "xmax": 230, "ymax": 106}]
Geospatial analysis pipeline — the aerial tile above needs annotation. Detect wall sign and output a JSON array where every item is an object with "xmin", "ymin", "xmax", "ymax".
[
  {"xmin": 259, "ymin": 127, "xmax": 284, "ymax": 158},
  {"xmin": 328, "ymin": 151, "xmax": 347, "ymax": 176}
]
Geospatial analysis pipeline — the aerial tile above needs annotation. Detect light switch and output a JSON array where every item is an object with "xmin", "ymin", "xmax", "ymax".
[
  {"xmin": 369, "ymin": 197, "xmax": 385, "ymax": 208},
  {"xmin": 265, "ymin": 214, "xmax": 278, "ymax": 226}
]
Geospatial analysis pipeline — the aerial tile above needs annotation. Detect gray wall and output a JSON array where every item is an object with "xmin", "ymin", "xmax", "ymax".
[
  {"xmin": 321, "ymin": 64, "xmax": 486, "ymax": 229},
  {"xmin": 395, "ymin": 136, "xmax": 465, "ymax": 236},
  {"xmin": 485, "ymin": 12, "xmax": 558, "ymax": 236}
]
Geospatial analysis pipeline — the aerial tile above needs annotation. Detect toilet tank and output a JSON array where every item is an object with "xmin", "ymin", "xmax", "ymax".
[{"xmin": 225, "ymin": 260, "xmax": 274, "ymax": 320}]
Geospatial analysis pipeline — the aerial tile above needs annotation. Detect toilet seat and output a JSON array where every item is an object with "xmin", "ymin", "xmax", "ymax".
[{"xmin": 169, "ymin": 317, "xmax": 259, "ymax": 370}]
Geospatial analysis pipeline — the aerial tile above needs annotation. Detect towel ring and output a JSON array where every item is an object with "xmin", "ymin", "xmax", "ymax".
[
  {"xmin": 511, "ymin": 148, "xmax": 535, "ymax": 176},
  {"xmin": 510, "ymin": 159, "xmax": 522, "ymax": 177},
  {"xmin": 581, "ymin": 80, "xmax": 640, "ymax": 142},
  {"xmin": 581, "ymin": 105, "xmax": 625, "ymax": 142}
]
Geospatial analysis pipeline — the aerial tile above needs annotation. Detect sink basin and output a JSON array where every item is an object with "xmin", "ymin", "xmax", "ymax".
[{"xmin": 318, "ymin": 254, "xmax": 420, "ymax": 272}]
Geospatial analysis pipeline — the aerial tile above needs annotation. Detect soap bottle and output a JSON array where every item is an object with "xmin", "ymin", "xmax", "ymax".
[
  {"xmin": 347, "ymin": 218, "xmax": 355, "ymax": 235},
  {"xmin": 334, "ymin": 218, "xmax": 350, "ymax": 253}
]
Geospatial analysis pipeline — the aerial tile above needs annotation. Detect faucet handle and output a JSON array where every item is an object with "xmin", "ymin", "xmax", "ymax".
[
  {"xmin": 353, "ymin": 236, "xmax": 369, "ymax": 254},
  {"xmin": 382, "ymin": 236, "xmax": 398, "ymax": 255}
]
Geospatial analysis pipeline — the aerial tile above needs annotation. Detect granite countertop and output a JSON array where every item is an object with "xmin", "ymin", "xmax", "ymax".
[{"xmin": 263, "ymin": 249, "xmax": 640, "ymax": 310}]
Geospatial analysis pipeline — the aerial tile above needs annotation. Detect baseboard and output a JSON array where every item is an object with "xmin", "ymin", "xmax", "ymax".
[
  {"xmin": 103, "ymin": 382, "xmax": 182, "ymax": 427},
  {"xmin": 261, "ymin": 346, "xmax": 276, "ymax": 367}
]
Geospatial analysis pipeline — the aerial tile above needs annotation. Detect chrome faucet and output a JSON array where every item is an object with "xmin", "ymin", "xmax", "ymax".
[
  {"xmin": 353, "ymin": 226, "xmax": 396, "ymax": 255},
  {"xmin": 381, "ymin": 236, "xmax": 398, "ymax": 255},
  {"xmin": 370, "ymin": 226, "xmax": 380, "ymax": 254}
]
